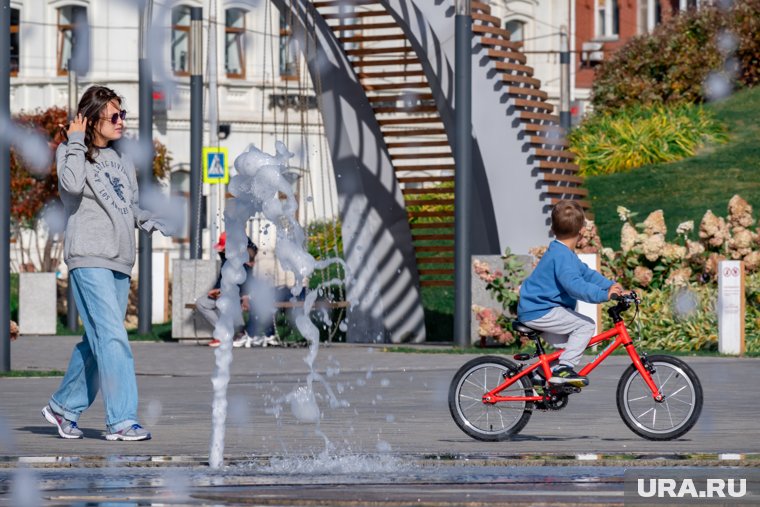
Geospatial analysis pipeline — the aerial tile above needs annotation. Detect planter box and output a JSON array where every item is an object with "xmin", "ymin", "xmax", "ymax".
[{"xmin": 18, "ymin": 272, "xmax": 57, "ymax": 335}]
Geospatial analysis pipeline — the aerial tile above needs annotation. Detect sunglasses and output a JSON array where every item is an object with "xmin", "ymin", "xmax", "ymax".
[{"xmin": 101, "ymin": 110, "xmax": 127, "ymax": 124}]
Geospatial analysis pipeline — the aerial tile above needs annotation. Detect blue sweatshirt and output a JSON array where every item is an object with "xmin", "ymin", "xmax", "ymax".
[{"xmin": 517, "ymin": 240, "xmax": 614, "ymax": 322}]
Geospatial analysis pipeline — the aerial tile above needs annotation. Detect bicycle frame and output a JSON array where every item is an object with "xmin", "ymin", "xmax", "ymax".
[{"xmin": 481, "ymin": 319, "xmax": 664, "ymax": 404}]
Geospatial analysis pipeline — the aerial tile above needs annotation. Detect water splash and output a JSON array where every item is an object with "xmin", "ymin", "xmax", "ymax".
[
  {"xmin": 209, "ymin": 142, "xmax": 352, "ymax": 469},
  {"xmin": 672, "ymin": 287, "xmax": 700, "ymax": 321},
  {"xmin": 9, "ymin": 467, "xmax": 42, "ymax": 507},
  {"xmin": 254, "ymin": 453, "xmax": 411, "ymax": 475}
]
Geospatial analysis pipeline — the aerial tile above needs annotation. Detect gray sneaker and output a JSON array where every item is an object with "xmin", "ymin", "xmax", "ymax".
[
  {"xmin": 42, "ymin": 405, "xmax": 83, "ymax": 439},
  {"xmin": 106, "ymin": 424, "xmax": 151, "ymax": 441}
]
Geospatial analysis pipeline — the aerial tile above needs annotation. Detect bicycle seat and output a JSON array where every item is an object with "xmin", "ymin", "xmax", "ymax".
[{"xmin": 512, "ymin": 321, "xmax": 540, "ymax": 335}]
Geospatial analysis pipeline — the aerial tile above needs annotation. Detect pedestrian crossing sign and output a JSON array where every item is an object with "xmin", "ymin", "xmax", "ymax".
[{"xmin": 203, "ymin": 147, "xmax": 229, "ymax": 184}]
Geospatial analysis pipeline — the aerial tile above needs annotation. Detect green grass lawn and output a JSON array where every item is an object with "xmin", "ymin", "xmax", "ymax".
[
  {"xmin": 0, "ymin": 370, "xmax": 64, "ymax": 377},
  {"xmin": 586, "ymin": 86, "xmax": 760, "ymax": 248}
]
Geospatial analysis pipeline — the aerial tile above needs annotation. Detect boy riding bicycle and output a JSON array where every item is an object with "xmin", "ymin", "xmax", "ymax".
[{"xmin": 517, "ymin": 200, "xmax": 623, "ymax": 388}]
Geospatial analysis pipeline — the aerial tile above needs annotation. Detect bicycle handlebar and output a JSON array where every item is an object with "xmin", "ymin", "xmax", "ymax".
[{"xmin": 610, "ymin": 291, "xmax": 640, "ymax": 304}]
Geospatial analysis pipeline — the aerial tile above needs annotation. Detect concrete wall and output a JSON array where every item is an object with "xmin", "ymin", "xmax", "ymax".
[
  {"xmin": 383, "ymin": 0, "xmax": 553, "ymax": 255},
  {"xmin": 270, "ymin": 0, "xmax": 427, "ymax": 343},
  {"xmin": 171, "ymin": 259, "xmax": 218, "ymax": 340}
]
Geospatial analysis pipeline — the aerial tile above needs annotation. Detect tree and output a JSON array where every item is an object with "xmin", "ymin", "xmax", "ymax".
[{"xmin": 10, "ymin": 107, "xmax": 67, "ymax": 272}]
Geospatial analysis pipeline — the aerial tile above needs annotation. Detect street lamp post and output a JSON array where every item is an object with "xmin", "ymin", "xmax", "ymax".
[
  {"xmin": 66, "ymin": 60, "xmax": 80, "ymax": 332},
  {"xmin": 137, "ymin": 0, "xmax": 154, "ymax": 334},
  {"xmin": 0, "ymin": 0, "xmax": 11, "ymax": 371},
  {"xmin": 559, "ymin": 26, "xmax": 571, "ymax": 131},
  {"xmin": 189, "ymin": 7, "xmax": 203, "ymax": 260},
  {"xmin": 454, "ymin": 0, "xmax": 472, "ymax": 348}
]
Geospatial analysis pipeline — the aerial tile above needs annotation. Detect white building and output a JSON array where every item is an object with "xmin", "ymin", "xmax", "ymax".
[{"xmin": 9, "ymin": 0, "xmax": 340, "ymax": 311}]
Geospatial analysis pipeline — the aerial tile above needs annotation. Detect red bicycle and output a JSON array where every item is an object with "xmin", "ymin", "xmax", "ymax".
[{"xmin": 449, "ymin": 292, "xmax": 703, "ymax": 441}]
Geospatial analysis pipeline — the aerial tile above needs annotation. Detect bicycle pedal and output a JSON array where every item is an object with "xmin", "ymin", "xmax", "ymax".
[{"xmin": 551, "ymin": 385, "xmax": 581, "ymax": 395}]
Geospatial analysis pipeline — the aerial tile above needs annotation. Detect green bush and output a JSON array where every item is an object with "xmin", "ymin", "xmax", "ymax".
[
  {"xmin": 592, "ymin": 1, "xmax": 760, "ymax": 112},
  {"xmin": 569, "ymin": 104, "xmax": 727, "ymax": 176},
  {"xmin": 596, "ymin": 278, "xmax": 759, "ymax": 354},
  {"xmin": 601, "ymin": 284, "xmax": 718, "ymax": 352}
]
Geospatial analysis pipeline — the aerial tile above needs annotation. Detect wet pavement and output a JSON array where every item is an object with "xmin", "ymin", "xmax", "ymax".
[{"xmin": 1, "ymin": 336, "xmax": 759, "ymax": 505}]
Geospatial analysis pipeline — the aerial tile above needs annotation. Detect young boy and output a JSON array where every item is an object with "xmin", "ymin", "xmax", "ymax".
[{"xmin": 517, "ymin": 200, "xmax": 623, "ymax": 387}]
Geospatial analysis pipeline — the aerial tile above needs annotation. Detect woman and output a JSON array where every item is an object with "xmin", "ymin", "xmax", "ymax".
[{"xmin": 42, "ymin": 85, "xmax": 165, "ymax": 441}]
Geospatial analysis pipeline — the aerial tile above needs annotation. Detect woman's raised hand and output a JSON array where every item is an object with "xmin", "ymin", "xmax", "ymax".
[{"xmin": 60, "ymin": 113, "xmax": 87, "ymax": 137}]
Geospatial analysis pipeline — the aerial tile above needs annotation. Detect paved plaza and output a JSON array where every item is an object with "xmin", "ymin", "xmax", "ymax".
[{"xmin": 1, "ymin": 336, "xmax": 759, "ymax": 505}]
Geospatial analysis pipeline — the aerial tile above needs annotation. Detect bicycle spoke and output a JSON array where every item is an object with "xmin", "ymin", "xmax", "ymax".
[
  {"xmin": 495, "ymin": 406, "xmax": 506, "ymax": 430},
  {"xmin": 657, "ymin": 370, "xmax": 675, "ymax": 390},
  {"xmin": 664, "ymin": 400, "xmax": 675, "ymax": 428},
  {"xmin": 667, "ymin": 385, "xmax": 688, "ymax": 398},
  {"xmin": 637, "ymin": 407, "xmax": 655, "ymax": 419},
  {"xmin": 461, "ymin": 399, "xmax": 482, "ymax": 411},
  {"xmin": 628, "ymin": 395, "xmax": 649, "ymax": 402},
  {"xmin": 666, "ymin": 396, "xmax": 694, "ymax": 407},
  {"xmin": 464, "ymin": 378, "xmax": 483, "ymax": 390}
]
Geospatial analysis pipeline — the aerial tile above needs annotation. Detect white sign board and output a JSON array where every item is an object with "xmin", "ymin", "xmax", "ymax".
[
  {"xmin": 718, "ymin": 260, "xmax": 745, "ymax": 355},
  {"xmin": 576, "ymin": 253, "xmax": 601, "ymax": 335}
]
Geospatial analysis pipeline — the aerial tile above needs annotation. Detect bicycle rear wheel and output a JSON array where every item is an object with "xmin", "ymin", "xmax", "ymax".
[
  {"xmin": 448, "ymin": 356, "xmax": 533, "ymax": 441},
  {"xmin": 616, "ymin": 355, "xmax": 703, "ymax": 440}
]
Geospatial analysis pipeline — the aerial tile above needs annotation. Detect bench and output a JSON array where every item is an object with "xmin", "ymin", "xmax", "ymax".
[
  {"xmin": 184, "ymin": 300, "xmax": 349, "ymax": 310},
  {"xmin": 183, "ymin": 299, "xmax": 350, "ymax": 345}
]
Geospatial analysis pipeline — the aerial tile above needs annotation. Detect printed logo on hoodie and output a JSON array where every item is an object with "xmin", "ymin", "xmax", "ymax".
[{"xmin": 91, "ymin": 159, "xmax": 131, "ymax": 215}]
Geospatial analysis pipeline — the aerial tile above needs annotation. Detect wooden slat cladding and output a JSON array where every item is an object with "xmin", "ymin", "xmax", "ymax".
[{"xmin": 311, "ymin": 0, "xmax": 589, "ymax": 291}]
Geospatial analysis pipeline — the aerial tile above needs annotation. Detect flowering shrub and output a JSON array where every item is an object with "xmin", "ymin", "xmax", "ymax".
[
  {"xmin": 475, "ymin": 196, "xmax": 760, "ymax": 352},
  {"xmin": 471, "ymin": 249, "xmax": 526, "ymax": 346},
  {"xmin": 603, "ymin": 195, "xmax": 760, "ymax": 289}
]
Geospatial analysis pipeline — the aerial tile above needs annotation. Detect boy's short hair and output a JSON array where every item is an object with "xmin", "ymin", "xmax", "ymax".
[{"xmin": 551, "ymin": 200, "xmax": 586, "ymax": 238}]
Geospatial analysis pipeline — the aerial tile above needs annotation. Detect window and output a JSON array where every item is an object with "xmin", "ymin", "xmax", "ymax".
[
  {"xmin": 10, "ymin": 8, "xmax": 19, "ymax": 76},
  {"xmin": 57, "ymin": 5, "xmax": 87, "ymax": 76},
  {"xmin": 279, "ymin": 12, "xmax": 298, "ymax": 80},
  {"xmin": 596, "ymin": 0, "xmax": 619, "ymax": 38},
  {"xmin": 225, "ymin": 8, "xmax": 246, "ymax": 79},
  {"xmin": 640, "ymin": 0, "xmax": 664, "ymax": 33},
  {"xmin": 505, "ymin": 19, "xmax": 525, "ymax": 44},
  {"xmin": 172, "ymin": 5, "xmax": 191, "ymax": 76}
]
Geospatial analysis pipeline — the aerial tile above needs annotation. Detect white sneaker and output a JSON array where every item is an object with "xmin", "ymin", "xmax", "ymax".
[
  {"xmin": 260, "ymin": 335, "xmax": 280, "ymax": 347},
  {"xmin": 232, "ymin": 333, "xmax": 249, "ymax": 348}
]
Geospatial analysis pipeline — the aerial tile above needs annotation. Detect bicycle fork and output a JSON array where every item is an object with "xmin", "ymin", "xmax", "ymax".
[{"xmin": 623, "ymin": 337, "xmax": 664, "ymax": 402}]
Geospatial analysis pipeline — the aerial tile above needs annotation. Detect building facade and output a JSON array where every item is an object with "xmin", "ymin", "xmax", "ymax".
[{"xmin": 9, "ymin": 0, "xmax": 339, "ymax": 291}]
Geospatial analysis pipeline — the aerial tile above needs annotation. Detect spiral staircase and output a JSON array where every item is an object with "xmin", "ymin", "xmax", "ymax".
[{"xmin": 310, "ymin": 0, "xmax": 585, "ymax": 287}]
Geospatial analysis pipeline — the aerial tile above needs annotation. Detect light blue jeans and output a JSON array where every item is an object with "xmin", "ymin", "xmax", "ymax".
[{"xmin": 49, "ymin": 267, "xmax": 139, "ymax": 433}]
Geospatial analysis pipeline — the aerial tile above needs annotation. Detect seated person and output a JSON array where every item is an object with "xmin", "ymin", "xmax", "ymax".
[{"xmin": 195, "ymin": 232, "xmax": 260, "ymax": 348}]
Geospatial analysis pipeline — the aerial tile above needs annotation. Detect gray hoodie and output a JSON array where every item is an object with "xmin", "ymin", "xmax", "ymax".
[{"xmin": 57, "ymin": 131, "xmax": 153, "ymax": 276}]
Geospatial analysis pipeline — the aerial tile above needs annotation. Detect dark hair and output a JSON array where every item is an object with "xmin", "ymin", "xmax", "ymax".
[
  {"xmin": 551, "ymin": 200, "xmax": 586, "ymax": 238},
  {"xmin": 76, "ymin": 85, "xmax": 122, "ymax": 163}
]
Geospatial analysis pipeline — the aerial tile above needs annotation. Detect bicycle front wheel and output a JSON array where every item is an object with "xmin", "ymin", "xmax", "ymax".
[
  {"xmin": 616, "ymin": 355, "xmax": 703, "ymax": 440},
  {"xmin": 448, "ymin": 356, "xmax": 533, "ymax": 441}
]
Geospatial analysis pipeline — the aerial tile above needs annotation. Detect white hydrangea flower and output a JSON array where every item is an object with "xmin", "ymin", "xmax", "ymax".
[
  {"xmin": 617, "ymin": 206, "xmax": 632, "ymax": 222},
  {"xmin": 676, "ymin": 220, "xmax": 694, "ymax": 236}
]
